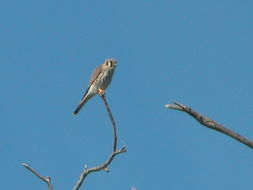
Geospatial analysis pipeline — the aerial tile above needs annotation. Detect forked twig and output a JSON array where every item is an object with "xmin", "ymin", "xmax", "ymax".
[
  {"xmin": 72, "ymin": 146, "xmax": 126, "ymax": 190},
  {"xmin": 72, "ymin": 94, "xmax": 126, "ymax": 190},
  {"xmin": 22, "ymin": 163, "xmax": 54, "ymax": 190},
  {"xmin": 23, "ymin": 94, "xmax": 126, "ymax": 190},
  {"xmin": 165, "ymin": 102, "xmax": 253, "ymax": 149}
]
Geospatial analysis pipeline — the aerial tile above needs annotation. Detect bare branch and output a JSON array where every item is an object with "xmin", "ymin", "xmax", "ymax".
[
  {"xmin": 72, "ymin": 146, "xmax": 126, "ymax": 190},
  {"xmin": 23, "ymin": 94, "xmax": 126, "ymax": 190},
  {"xmin": 100, "ymin": 94, "xmax": 117, "ymax": 151},
  {"xmin": 22, "ymin": 163, "xmax": 54, "ymax": 190},
  {"xmin": 165, "ymin": 102, "xmax": 253, "ymax": 149},
  {"xmin": 72, "ymin": 94, "xmax": 126, "ymax": 190}
]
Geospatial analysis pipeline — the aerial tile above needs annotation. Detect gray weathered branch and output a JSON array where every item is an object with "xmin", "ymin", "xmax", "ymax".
[
  {"xmin": 22, "ymin": 163, "xmax": 54, "ymax": 190},
  {"xmin": 72, "ymin": 94, "xmax": 126, "ymax": 190},
  {"xmin": 100, "ymin": 94, "xmax": 117, "ymax": 151},
  {"xmin": 165, "ymin": 102, "xmax": 253, "ymax": 149},
  {"xmin": 23, "ymin": 94, "xmax": 126, "ymax": 190},
  {"xmin": 72, "ymin": 146, "xmax": 126, "ymax": 190}
]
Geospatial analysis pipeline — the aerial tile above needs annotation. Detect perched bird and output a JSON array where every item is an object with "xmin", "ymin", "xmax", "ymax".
[{"xmin": 73, "ymin": 58, "xmax": 117, "ymax": 115}]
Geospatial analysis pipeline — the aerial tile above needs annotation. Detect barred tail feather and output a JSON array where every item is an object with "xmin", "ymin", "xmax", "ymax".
[
  {"xmin": 73, "ymin": 86, "xmax": 96, "ymax": 115},
  {"xmin": 73, "ymin": 100, "xmax": 85, "ymax": 115}
]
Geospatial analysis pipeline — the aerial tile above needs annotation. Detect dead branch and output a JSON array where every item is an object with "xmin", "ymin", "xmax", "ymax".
[
  {"xmin": 73, "ymin": 146, "xmax": 126, "ymax": 190},
  {"xmin": 23, "ymin": 94, "xmax": 126, "ymax": 190},
  {"xmin": 100, "ymin": 94, "xmax": 117, "ymax": 151},
  {"xmin": 165, "ymin": 102, "xmax": 253, "ymax": 149},
  {"xmin": 71, "ymin": 94, "xmax": 126, "ymax": 190},
  {"xmin": 22, "ymin": 163, "xmax": 54, "ymax": 190}
]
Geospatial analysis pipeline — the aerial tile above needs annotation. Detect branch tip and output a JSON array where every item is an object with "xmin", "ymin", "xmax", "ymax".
[
  {"xmin": 121, "ymin": 145, "xmax": 127, "ymax": 152},
  {"xmin": 167, "ymin": 101, "xmax": 253, "ymax": 149},
  {"xmin": 164, "ymin": 104, "xmax": 170, "ymax": 108},
  {"xmin": 104, "ymin": 167, "xmax": 110, "ymax": 173},
  {"xmin": 22, "ymin": 163, "xmax": 28, "ymax": 167}
]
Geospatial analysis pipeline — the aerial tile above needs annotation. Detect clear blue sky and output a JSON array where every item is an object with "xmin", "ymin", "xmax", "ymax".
[{"xmin": 1, "ymin": 0, "xmax": 253, "ymax": 189}]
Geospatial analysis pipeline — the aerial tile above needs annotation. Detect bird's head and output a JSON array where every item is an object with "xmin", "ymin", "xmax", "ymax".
[{"xmin": 104, "ymin": 58, "xmax": 117, "ymax": 69}]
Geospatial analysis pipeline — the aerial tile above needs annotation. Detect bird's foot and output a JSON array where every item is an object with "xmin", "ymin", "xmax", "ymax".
[{"xmin": 98, "ymin": 88, "xmax": 105, "ymax": 96}]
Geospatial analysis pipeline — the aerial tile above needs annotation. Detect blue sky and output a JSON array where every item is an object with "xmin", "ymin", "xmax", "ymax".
[{"xmin": 1, "ymin": 0, "xmax": 253, "ymax": 189}]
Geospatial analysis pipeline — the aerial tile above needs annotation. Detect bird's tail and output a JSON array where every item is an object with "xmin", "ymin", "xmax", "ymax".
[
  {"xmin": 73, "ymin": 99, "xmax": 87, "ymax": 115},
  {"xmin": 73, "ymin": 88, "xmax": 94, "ymax": 115}
]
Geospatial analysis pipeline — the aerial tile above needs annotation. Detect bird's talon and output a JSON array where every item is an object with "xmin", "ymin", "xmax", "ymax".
[{"xmin": 98, "ymin": 89, "xmax": 105, "ymax": 95}]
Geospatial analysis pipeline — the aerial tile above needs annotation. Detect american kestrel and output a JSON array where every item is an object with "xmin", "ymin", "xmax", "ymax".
[{"xmin": 73, "ymin": 58, "xmax": 117, "ymax": 115}]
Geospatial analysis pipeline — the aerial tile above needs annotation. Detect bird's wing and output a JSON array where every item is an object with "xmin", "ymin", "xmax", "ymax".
[{"xmin": 89, "ymin": 64, "xmax": 103, "ymax": 85}]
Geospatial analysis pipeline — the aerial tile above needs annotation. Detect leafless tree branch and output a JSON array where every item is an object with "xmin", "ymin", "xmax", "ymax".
[
  {"xmin": 165, "ymin": 102, "xmax": 253, "ymax": 149},
  {"xmin": 72, "ymin": 94, "xmax": 126, "ymax": 190},
  {"xmin": 100, "ymin": 94, "xmax": 117, "ymax": 151},
  {"xmin": 72, "ymin": 146, "xmax": 126, "ymax": 190},
  {"xmin": 22, "ymin": 163, "xmax": 54, "ymax": 190},
  {"xmin": 23, "ymin": 94, "xmax": 126, "ymax": 190}
]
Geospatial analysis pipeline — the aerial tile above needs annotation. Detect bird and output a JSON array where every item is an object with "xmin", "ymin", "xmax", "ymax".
[{"xmin": 73, "ymin": 58, "xmax": 117, "ymax": 115}]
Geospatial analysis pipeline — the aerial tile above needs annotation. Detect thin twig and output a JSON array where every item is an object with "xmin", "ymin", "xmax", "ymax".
[
  {"xmin": 22, "ymin": 163, "xmax": 54, "ymax": 190},
  {"xmin": 72, "ymin": 146, "xmax": 126, "ymax": 190},
  {"xmin": 23, "ymin": 94, "xmax": 126, "ymax": 190},
  {"xmin": 165, "ymin": 102, "xmax": 253, "ymax": 149},
  {"xmin": 71, "ymin": 94, "xmax": 126, "ymax": 190},
  {"xmin": 100, "ymin": 94, "xmax": 117, "ymax": 151}
]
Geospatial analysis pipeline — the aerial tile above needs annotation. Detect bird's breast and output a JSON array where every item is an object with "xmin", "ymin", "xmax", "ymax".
[{"xmin": 96, "ymin": 69, "xmax": 114, "ymax": 90}]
